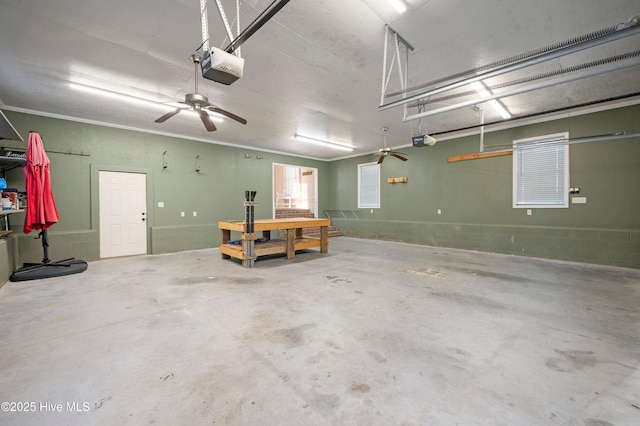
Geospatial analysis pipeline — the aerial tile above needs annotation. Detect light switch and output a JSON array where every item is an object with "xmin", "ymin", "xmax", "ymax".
[
  {"xmin": 193, "ymin": 211, "xmax": 197, "ymax": 217},
  {"xmin": 180, "ymin": 211, "xmax": 185, "ymax": 217},
  {"xmin": 527, "ymin": 209, "xmax": 532, "ymax": 216},
  {"xmin": 158, "ymin": 201, "xmax": 164, "ymax": 208},
  {"xmin": 437, "ymin": 209, "xmax": 442, "ymax": 215}
]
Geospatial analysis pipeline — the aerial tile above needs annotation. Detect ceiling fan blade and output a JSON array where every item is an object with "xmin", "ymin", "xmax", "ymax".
[
  {"xmin": 155, "ymin": 108, "xmax": 184, "ymax": 123},
  {"xmin": 199, "ymin": 110, "xmax": 217, "ymax": 132},
  {"xmin": 208, "ymin": 106, "xmax": 247, "ymax": 125},
  {"xmin": 391, "ymin": 153, "xmax": 408, "ymax": 161},
  {"xmin": 377, "ymin": 155, "xmax": 385, "ymax": 164}
]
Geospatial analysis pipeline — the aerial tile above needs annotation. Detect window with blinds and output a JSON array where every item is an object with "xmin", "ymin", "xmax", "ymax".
[
  {"xmin": 358, "ymin": 162, "xmax": 380, "ymax": 208},
  {"xmin": 513, "ymin": 132, "xmax": 569, "ymax": 208}
]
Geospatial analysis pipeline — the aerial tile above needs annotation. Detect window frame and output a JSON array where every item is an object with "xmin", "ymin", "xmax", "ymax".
[
  {"xmin": 512, "ymin": 132, "xmax": 570, "ymax": 209},
  {"xmin": 357, "ymin": 162, "xmax": 380, "ymax": 209}
]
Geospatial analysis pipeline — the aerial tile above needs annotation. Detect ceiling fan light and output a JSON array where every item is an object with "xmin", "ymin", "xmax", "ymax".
[
  {"xmin": 185, "ymin": 109, "xmax": 224, "ymax": 122},
  {"xmin": 208, "ymin": 111, "xmax": 227, "ymax": 121},
  {"xmin": 294, "ymin": 134, "xmax": 353, "ymax": 152}
]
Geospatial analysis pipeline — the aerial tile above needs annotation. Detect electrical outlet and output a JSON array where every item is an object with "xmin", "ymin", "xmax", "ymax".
[
  {"xmin": 527, "ymin": 209, "xmax": 532, "ymax": 216},
  {"xmin": 437, "ymin": 209, "xmax": 442, "ymax": 215},
  {"xmin": 193, "ymin": 211, "xmax": 197, "ymax": 217},
  {"xmin": 158, "ymin": 201, "xmax": 164, "ymax": 207},
  {"xmin": 180, "ymin": 211, "xmax": 185, "ymax": 217}
]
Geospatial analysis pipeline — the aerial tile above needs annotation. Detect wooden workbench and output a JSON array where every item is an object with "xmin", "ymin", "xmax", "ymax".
[{"xmin": 218, "ymin": 217, "xmax": 330, "ymax": 266}]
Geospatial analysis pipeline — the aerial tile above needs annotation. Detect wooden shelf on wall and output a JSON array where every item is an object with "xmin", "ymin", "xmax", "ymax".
[
  {"xmin": 387, "ymin": 177, "xmax": 408, "ymax": 184},
  {"xmin": 448, "ymin": 151, "xmax": 513, "ymax": 163}
]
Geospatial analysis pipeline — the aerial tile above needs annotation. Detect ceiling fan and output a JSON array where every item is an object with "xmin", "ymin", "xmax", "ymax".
[
  {"xmin": 372, "ymin": 127, "xmax": 408, "ymax": 164},
  {"xmin": 155, "ymin": 54, "xmax": 247, "ymax": 132}
]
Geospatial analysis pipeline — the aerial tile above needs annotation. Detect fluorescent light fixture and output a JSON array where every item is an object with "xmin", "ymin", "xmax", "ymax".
[
  {"xmin": 488, "ymin": 99, "xmax": 512, "ymax": 119},
  {"xmin": 471, "ymin": 81, "xmax": 511, "ymax": 119},
  {"xmin": 387, "ymin": 0, "xmax": 406, "ymax": 13},
  {"xmin": 70, "ymin": 83, "xmax": 170, "ymax": 111},
  {"xmin": 471, "ymin": 81, "xmax": 491, "ymax": 98},
  {"xmin": 294, "ymin": 134, "xmax": 353, "ymax": 152},
  {"xmin": 70, "ymin": 83, "xmax": 225, "ymax": 121}
]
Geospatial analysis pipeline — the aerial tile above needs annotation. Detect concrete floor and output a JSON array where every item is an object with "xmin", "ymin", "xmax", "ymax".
[{"xmin": 0, "ymin": 237, "xmax": 638, "ymax": 426}]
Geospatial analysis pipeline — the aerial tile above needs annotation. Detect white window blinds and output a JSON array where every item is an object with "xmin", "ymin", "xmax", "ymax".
[
  {"xmin": 513, "ymin": 132, "xmax": 569, "ymax": 208},
  {"xmin": 358, "ymin": 162, "xmax": 380, "ymax": 208}
]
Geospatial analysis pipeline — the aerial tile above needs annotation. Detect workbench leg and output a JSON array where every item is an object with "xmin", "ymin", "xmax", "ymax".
[
  {"xmin": 221, "ymin": 229, "xmax": 231, "ymax": 259},
  {"xmin": 286, "ymin": 228, "xmax": 295, "ymax": 259},
  {"xmin": 320, "ymin": 226, "xmax": 329, "ymax": 253},
  {"xmin": 243, "ymin": 233, "xmax": 256, "ymax": 268}
]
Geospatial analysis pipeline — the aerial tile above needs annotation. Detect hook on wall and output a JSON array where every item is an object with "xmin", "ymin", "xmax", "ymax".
[
  {"xmin": 162, "ymin": 150, "xmax": 168, "ymax": 169},
  {"xmin": 256, "ymin": 155, "xmax": 264, "ymax": 160},
  {"xmin": 195, "ymin": 154, "xmax": 201, "ymax": 172},
  {"xmin": 244, "ymin": 153, "xmax": 252, "ymax": 158}
]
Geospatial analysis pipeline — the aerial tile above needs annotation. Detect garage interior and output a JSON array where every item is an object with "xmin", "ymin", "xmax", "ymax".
[{"xmin": 0, "ymin": 0, "xmax": 639, "ymax": 424}]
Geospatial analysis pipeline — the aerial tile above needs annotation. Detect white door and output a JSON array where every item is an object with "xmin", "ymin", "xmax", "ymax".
[{"xmin": 99, "ymin": 171, "xmax": 147, "ymax": 258}]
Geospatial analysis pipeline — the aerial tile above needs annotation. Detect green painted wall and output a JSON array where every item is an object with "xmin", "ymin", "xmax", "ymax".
[
  {"xmin": 327, "ymin": 104, "xmax": 640, "ymax": 268},
  {"xmin": 2, "ymin": 111, "xmax": 330, "ymax": 264},
  {"xmin": 1, "ymin": 104, "xmax": 639, "ymax": 272}
]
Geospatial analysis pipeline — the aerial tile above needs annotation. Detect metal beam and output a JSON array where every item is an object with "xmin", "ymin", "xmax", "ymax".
[
  {"xmin": 387, "ymin": 26, "xmax": 414, "ymax": 51},
  {"xmin": 380, "ymin": 25, "xmax": 413, "ymax": 106},
  {"xmin": 224, "ymin": 0, "xmax": 291, "ymax": 54},
  {"xmin": 380, "ymin": 21, "xmax": 640, "ymax": 111},
  {"xmin": 214, "ymin": 0, "xmax": 237, "ymax": 49},
  {"xmin": 403, "ymin": 57, "xmax": 640, "ymax": 122}
]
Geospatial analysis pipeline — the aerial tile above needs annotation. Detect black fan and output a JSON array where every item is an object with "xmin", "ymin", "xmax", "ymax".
[
  {"xmin": 372, "ymin": 127, "xmax": 407, "ymax": 164},
  {"xmin": 155, "ymin": 54, "xmax": 247, "ymax": 132}
]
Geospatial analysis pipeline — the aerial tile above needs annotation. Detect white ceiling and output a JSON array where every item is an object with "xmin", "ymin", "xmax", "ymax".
[{"xmin": 0, "ymin": 0, "xmax": 639, "ymax": 160}]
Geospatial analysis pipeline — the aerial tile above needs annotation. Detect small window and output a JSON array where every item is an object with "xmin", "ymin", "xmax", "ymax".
[
  {"xmin": 358, "ymin": 162, "xmax": 380, "ymax": 208},
  {"xmin": 513, "ymin": 132, "xmax": 569, "ymax": 208}
]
